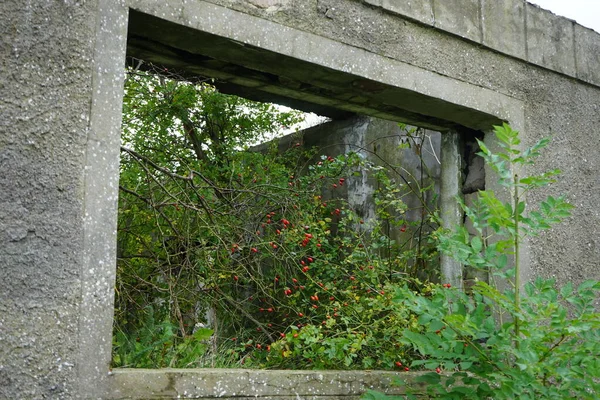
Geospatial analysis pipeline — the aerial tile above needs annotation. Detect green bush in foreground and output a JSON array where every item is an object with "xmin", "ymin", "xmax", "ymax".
[{"xmin": 364, "ymin": 124, "xmax": 600, "ymax": 399}]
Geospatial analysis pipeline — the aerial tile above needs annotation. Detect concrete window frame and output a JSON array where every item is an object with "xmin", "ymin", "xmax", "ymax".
[{"xmin": 83, "ymin": 1, "xmax": 525, "ymax": 397}]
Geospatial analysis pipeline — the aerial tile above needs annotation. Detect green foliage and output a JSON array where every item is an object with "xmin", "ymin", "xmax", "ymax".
[
  {"xmin": 392, "ymin": 279, "xmax": 600, "ymax": 399},
  {"xmin": 114, "ymin": 67, "xmax": 438, "ymax": 369},
  {"xmin": 364, "ymin": 124, "xmax": 599, "ymax": 399},
  {"xmin": 112, "ymin": 305, "xmax": 214, "ymax": 368}
]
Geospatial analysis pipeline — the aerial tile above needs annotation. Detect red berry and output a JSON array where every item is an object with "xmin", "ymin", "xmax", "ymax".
[
  {"xmin": 395, "ymin": 361, "xmax": 402, "ymax": 367},
  {"xmin": 293, "ymin": 333, "xmax": 299, "ymax": 338},
  {"xmin": 436, "ymin": 367, "xmax": 441, "ymax": 374},
  {"xmin": 233, "ymin": 275, "xmax": 239, "ymax": 281},
  {"xmin": 298, "ymin": 313, "xmax": 303, "ymax": 317}
]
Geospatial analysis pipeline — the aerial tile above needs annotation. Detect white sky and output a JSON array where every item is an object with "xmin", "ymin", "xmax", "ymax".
[{"xmin": 527, "ymin": 0, "xmax": 600, "ymax": 32}]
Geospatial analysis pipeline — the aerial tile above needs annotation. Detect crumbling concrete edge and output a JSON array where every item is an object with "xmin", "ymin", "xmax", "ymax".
[{"xmin": 107, "ymin": 368, "xmax": 428, "ymax": 399}]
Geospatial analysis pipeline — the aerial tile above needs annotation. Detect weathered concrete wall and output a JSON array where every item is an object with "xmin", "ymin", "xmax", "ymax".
[
  {"xmin": 1, "ymin": 1, "xmax": 97, "ymax": 398},
  {"xmin": 2, "ymin": 0, "xmax": 600, "ymax": 398},
  {"xmin": 289, "ymin": 116, "xmax": 442, "ymax": 224},
  {"xmin": 1, "ymin": 0, "xmax": 127, "ymax": 398}
]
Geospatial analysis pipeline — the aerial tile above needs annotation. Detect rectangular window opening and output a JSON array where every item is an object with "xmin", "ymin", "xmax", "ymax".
[{"xmin": 112, "ymin": 55, "xmax": 467, "ymax": 372}]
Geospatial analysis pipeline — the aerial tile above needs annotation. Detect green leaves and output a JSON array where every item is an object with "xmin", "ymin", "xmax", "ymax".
[{"xmin": 366, "ymin": 124, "xmax": 600, "ymax": 400}]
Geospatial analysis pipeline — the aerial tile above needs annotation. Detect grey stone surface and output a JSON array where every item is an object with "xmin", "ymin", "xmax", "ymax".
[
  {"xmin": 526, "ymin": 3, "xmax": 576, "ymax": 76},
  {"xmin": 0, "ymin": 0, "xmax": 97, "ymax": 398},
  {"xmin": 463, "ymin": 156, "xmax": 485, "ymax": 193},
  {"xmin": 433, "ymin": 0, "xmax": 481, "ymax": 42},
  {"xmin": 363, "ymin": 0, "xmax": 434, "ymax": 26},
  {"xmin": 481, "ymin": 0, "xmax": 527, "ymax": 59},
  {"xmin": 108, "ymin": 368, "xmax": 425, "ymax": 399},
  {"xmin": 574, "ymin": 24, "xmax": 600, "ymax": 84},
  {"xmin": 354, "ymin": 0, "xmax": 600, "ymax": 87}
]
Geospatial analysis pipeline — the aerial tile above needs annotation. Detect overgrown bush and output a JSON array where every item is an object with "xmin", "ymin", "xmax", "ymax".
[
  {"xmin": 112, "ymin": 65, "xmax": 439, "ymax": 369},
  {"xmin": 364, "ymin": 124, "xmax": 600, "ymax": 399}
]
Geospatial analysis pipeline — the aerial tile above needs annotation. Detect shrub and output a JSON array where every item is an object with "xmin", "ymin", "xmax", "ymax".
[{"xmin": 364, "ymin": 124, "xmax": 600, "ymax": 399}]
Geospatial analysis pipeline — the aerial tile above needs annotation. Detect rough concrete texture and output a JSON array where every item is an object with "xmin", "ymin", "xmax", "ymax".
[
  {"xmin": 364, "ymin": 0, "xmax": 600, "ymax": 87},
  {"xmin": 526, "ymin": 3, "xmax": 576, "ymax": 76},
  {"xmin": 363, "ymin": 0, "xmax": 434, "ymax": 25},
  {"xmin": 481, "ymin": 0, "xmax": 527, "ymax": 59},
  {"xmin": 108, "ymin": 368, "xmax": 426, "ymax": 399},
  {"xmin": 1, "ymin": 0, "xmax": 127, "ymax": 398},
  {"xmin": 574, "ymin": 24, "xmax": 600, "ymax": 84},
  {"xmin": 3, "ymin": 0, "xmax": 600, "ymax": 398},
  {"xmin": 0, "ymin": 0, "xmax": 97, "ymax": 398},
  {"xmin": 126, "ymin": 2, "xmax": 521, "ymax": 132}
]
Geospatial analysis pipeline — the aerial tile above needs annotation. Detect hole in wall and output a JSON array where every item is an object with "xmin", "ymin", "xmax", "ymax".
[{"xmin": 111, "ymin": 8, "xmax": 496, "ymax": 375}]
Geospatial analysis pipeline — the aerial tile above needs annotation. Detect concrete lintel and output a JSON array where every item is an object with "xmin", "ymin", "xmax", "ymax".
[
  {"xmin": 108, "ymin": 368, "xmax": 426, "ymax": 398},
  {"xmin": 129, "ymin": 0, "xmax": 523, "ymax": 131},
  {"xmin": 526, "ymin": 3, "xmax": 576, "ymax": 77}
]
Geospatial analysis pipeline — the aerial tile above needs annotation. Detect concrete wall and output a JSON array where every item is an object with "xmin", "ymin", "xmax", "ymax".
[
  {"xmin": 284, "ymin": 117, "xmax": 442, "ymax": 224},
  {"xmin": 2, "ymin": 0, "xmax": 599, "ymax": 398}
]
